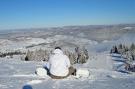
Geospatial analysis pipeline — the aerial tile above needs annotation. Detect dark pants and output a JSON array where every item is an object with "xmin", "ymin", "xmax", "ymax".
[{"xmin": 46, "ymin": 66, "xmax": 76, "ymax": 79}]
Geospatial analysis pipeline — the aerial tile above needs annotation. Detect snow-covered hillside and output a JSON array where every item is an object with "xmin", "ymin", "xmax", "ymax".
[
  {"xmin": 0, "ymin": 53, "xmax": 135, "ymax": 89},
  {"xmin": 0, "ymin": 24, "xmax": 135, "ymax": 89}
]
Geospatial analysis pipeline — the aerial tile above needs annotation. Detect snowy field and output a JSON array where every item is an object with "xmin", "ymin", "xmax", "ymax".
[
  {"xmin": 0, "ymin": 25, "xmax": 135, "ymax": 89},
  {"xmin": 0, "ymin": 53, "xmax": 135, "ymax": 89}
]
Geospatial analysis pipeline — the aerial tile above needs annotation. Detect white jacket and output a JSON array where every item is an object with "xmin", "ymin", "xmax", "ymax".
[{"xmin": 48, "ymin": 49, "xmax": 70, "ymax": 76}]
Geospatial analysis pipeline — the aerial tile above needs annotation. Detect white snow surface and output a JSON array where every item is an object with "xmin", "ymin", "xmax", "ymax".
[
  {"xmin": 0, "ymin": 37, "xmax": 47, "ymax": 52},
  {"xmin": 0, "ymin": 29, "xmax": 135, "ymax": 89},
  {"xmin": 0, "ymin": 52, "xmax": 135, "ymax": 89}
]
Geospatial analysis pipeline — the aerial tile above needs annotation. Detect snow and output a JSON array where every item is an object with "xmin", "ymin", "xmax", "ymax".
[
  {"xmin": 0, "ymin": 37, "xmax": 47, "ymax": 52},
  {"xmin": 0, "ymin": 35, "xmax": 98, "ymax": 53},
  {"xmin": 44, "ymin": 35, "xmax": 98, "ymax": 45},
  {"xmin": 25, "ymin": 38, "xmax": 46, "ymax": 45},
  {"xmin": 0, "ymin": 26, "xmax": 135, "ymax": 89},
  {"xmin": 0, "ymin": 52, "xmax": 135, "ymax": 89},
  {"xmin": 122, "ymin": 27, "xmax": 133, "ymax": 30},
  {"xmin": 82, "ymin": 53, "xmax": 113, "ymax": 70},
  {"xmin": 27, "ymin": 80, "xmax": 43, "ymax": 85},
  {"xmin": 76, "ymin": 68, "xmax": 90, "ymax": 78},
  {"xmin": 12, "ymin": 74, "xmax": 37, "ymax": 77},
  {"xmin": 132, "ymin": 61, "xmax": 135, "ymax": 65},
  {"xmin": 35, "ymin": 68, "xmax": 47, "ymax": 77},
  {"xmin": 0, "ymin": 49, "xmax": 134, "ymax": 89}
]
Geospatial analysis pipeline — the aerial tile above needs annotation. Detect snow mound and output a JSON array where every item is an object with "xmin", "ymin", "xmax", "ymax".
[
  {"xmin": 27, "ymin": 80, "xmax": 43, "ymax": 85},
  {"xmin": 76, "ymin": 68, "xmax": 90, "ymax": 78},
  {"xmin": 35, "ymin": 68, "xmax": 47, "ymax": 77}
]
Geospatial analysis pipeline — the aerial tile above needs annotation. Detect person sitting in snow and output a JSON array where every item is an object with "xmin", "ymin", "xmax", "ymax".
[{"xmin": 46, "ymin": 47, "xmax": 76, "ymax": 79}]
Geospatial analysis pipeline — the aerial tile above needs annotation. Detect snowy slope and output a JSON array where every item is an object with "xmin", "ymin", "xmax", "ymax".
[
  {"xmin": 0, "ymin": 25, "xmax": 135, "ymax": 89},
  {"xmin": 0, "ymin": 52, "xmax": 135, "ymax": 89}
]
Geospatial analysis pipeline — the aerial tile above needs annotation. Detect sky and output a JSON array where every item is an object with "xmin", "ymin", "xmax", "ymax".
[{"xmin": 0, "ymin": 0, "xmax": 135, "ymax": 30}]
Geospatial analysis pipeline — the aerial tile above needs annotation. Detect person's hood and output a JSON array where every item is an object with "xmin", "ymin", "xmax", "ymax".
[{"xmin": 53, "ymin": 49, "xmax": 63, "ymax": 54}]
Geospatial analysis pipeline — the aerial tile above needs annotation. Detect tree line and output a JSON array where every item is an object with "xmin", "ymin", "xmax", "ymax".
[
  {"xmin": 0, "ymin": 51, "xmax": 25, "ymax": 58},
  {"xmin": 110, "ymin": 43, "xmax": 135, "ymax": 61},
  {"xmin": 24, "ymin": 47, "xmax": 89, "ymax": 64},
  {"xmin": 110, "ymin": 43, "xmax": 135, "ymax": 72}
]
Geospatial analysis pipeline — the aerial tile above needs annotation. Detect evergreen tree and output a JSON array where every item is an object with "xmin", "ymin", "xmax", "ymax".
[
  {"xmin": 130, "ymin": 43, "xmax": 135, "ymax": 51},
  {"xmin": 114, "ymin": 46, "xmax": 118, "ymax": 53}
]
